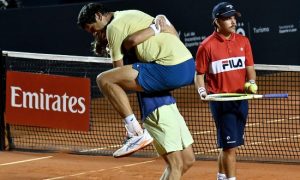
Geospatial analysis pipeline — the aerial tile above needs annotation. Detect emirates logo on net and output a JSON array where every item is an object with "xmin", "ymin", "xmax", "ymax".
[{"xmin": 10, "ymin": 86, "xmax": 86, "ymax": 114}]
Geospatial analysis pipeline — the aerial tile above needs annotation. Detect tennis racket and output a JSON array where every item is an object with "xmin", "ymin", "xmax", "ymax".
[{"xmin": 204, "ymin": 93, "xmax": 288, "ymax": 101}]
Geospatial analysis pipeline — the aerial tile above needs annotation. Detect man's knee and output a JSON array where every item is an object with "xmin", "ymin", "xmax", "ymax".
[
  {"xmin": 168, "ymin": 154, "xmax": 184, "ymax": 173},
  {"xmin": 182, "ymin": 150, "xmax": 195, "ymax": 172},
  {"xmin": 222, "ymin": 147, "xmax": 237, "ymax": 157},
  {"xmin": 223, "ymin": 147, "xmax": 237, "ymax": 153},
  {"xmin": 181, "ymin": 146, "xmax": 196, "ymax": 172},
  {"xmin": 96, "ymin": 72, "xmax": 111, "ymax": 89}
]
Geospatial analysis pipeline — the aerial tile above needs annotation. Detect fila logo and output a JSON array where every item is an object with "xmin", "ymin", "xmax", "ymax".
[
  {"xmin": 222, "ymin": 59, "xmax": 243, "ymax": 69},
  {"xmin": 209, "ymin": 56, "xmax": 245, "ymax": 74}
]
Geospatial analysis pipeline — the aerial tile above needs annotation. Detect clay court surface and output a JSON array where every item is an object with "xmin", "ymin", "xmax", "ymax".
[
  {"xmin": 0, "ymin": 151, "xmax": 300, "ymax": 180},
  {"xmin": 1, "ymin": 61, "xmax": 299, "ymax": 179}
]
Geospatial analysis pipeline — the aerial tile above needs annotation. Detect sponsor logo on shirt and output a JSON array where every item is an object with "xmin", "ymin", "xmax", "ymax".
[{"xmin": 209, "ymin": 56, "xmax": 245, "ymax": 74}]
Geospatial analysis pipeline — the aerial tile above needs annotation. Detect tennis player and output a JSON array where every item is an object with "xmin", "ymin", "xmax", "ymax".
[
  {"xmin": 77, "ymin": 3, "xmax": 195, "ymax": 157},
  {"xmin": 92, "ymin": 29, "xmax": 195, "ymax": 179},
  {"xmin": 194, "ymin": 2, "xmax": 257, "ymax": 180},
  {"xmin": 139, "ymin": 92, "xmax": 195, "ymax": 179}
]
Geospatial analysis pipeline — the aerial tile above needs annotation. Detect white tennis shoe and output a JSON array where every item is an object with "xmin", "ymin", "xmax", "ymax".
[{"xmin": 113, "ymin": 129, "xmax": 153, "ymax": 158}]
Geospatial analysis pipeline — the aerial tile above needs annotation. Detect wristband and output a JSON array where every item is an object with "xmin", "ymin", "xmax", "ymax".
[
  {"xmin": 197, "ymin": 87, "xmax": 206, "ymax": 95},
  {"xmin": 149, "ymin": 24, "xmax": 160, "ymax": 35},
  {"xmin": 248, "ymin": 79, "xmax": 256, "ymax": 84}
]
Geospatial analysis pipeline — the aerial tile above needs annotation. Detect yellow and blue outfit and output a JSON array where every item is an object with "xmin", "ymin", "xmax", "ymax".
[{"xmin": 107, "ymin": 10, "xmax": 195, "ymax": 93}]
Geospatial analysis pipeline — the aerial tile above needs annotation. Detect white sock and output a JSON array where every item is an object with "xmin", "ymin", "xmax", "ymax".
[
  {"xmin": 124, "ymin": 114, "xmax": 143, "ymax": 136},
  {"xmin": 217, "ymin": 173, "xmax": 226, "ymax": 180},
  {"xmin": 226, "ymin": 177, "xmax": 236, "ymax": 180}
]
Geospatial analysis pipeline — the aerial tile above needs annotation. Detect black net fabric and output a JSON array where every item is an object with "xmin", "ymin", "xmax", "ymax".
[{"xmin": 2, "ymin": 51, "xmax": 300, "ymax": 163}]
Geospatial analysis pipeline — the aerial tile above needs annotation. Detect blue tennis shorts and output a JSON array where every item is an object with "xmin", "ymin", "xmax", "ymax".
[
  {"xmin": 136, "ymin": 91, "xmax": 176, "ymax": 121},
  {"xmin": 209, "ymin": 100, "xmax": 248, "ymax": 149},
  {"xmin": 132, "ymin": 58, "xmax": 195, "ymax": 93}
]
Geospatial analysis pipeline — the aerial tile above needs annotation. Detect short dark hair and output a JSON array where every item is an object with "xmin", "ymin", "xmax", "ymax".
[{"xmin": 77, "ymin": 3, "xmax": 108, "ymax": 29}]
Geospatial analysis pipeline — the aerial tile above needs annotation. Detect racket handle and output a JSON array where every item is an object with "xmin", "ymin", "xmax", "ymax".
[{"xmin": 263, "ymin": 93, "xmax": 288, "ymax": 98}]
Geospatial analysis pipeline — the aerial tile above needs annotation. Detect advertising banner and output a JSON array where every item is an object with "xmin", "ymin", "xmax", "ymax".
[{"xmin": 5, "ymin": 71, "xmax": 90, "ymax": 131}]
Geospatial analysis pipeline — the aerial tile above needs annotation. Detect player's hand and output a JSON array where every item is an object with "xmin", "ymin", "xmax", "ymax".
[
  {"xmin": 154, "ymin": 15, "xmax": 171, "ymax": 32},
  {"xmin": 244, "ymin": 80, "xmax": 258, "ymax": 94},
  {"xmin": 198, "ymin": 87, "xmax": 207, "ymax": 100}
]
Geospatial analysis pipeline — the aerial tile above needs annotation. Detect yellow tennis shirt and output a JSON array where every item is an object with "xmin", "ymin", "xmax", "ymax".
[{"xmin": 107, "ymin": 10, "xmax": 192, "ymax": 65}]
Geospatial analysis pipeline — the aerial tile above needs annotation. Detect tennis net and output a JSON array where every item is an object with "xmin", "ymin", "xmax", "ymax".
[{"xmin": 1, "ymin": 51, "xmax": 299, "ymax": 163}]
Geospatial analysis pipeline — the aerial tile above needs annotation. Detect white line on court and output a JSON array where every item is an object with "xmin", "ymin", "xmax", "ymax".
[
  {"xmin": 246, "ymin": 115, "xmax": 299, "ymax": 127},
  {"xmin": 192, "ymin": 116, "xmax": 300, "ymax": 155},
  {"xmin": 0, "ymin": 156, "xmax": 53, "ymax": 166},
  {"xmin": 248, "ymin": 134, "xmax": 300, "ymax": 146},
  {"xmin": 79, "ymin": 145, "xmax": 121, "ymax": 153},
  {"xmin": 43, "ymin": 159, "xmax": 156, "ymax": 180},
  {"xmin": 193, "ymin": 116, "xmax": 299, "ymax": 134},
  {"xmin": 194, "ymin": 147, "xmax": 221, "ymax": 155},
  {"xmin": 289, "ymin": 116, "xmax": 300, "ymax": 120},
  {"xmin": 82, "ymin": 116, "xmax": 300, "ymax": 154},
  {"xmin": 192, "ymin": 130, "xmax": 213, "ymax": 135},
  {"xmin": 246, "ymin": 118, "xmax": 285, "ymax": 127}
]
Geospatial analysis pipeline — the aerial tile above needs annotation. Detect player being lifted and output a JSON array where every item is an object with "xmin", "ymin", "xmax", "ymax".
[
  {"xmin": 90, "ymin": 9, "xmax": 195, "ymax": 180},
  {"xmin": 77, "ymin": 3, "xmax": 195, "ymax": 157}
]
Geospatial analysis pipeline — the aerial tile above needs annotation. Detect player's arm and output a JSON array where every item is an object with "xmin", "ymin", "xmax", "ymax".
[
  {"xmin": 122, "ymin": 28, "xmax": 155, "ymax": 50},
  {"xmin": 244, "ymin": 38, "xmax": 257, "ymax": 93},
  {"xmin": 156, "ymin": 15, "xmax": 179, "ymax": 37},
  {"xmin": 195, "ymin": 44, "xmax": 209, "ymax": 99},
  {"xmin": 122, "ymin": 15, "xmax": 177, "ymax": 50},
  {"xmin": 246, "ymin": 66, "xmax": 256, "ymax": 81},
  {"xmin": 106, "ymin": 27, "xmax": 127, "ymax": 68},
  {"xmin": 91, "ymin": 33, "xmax": 124, "ymax": 68},
  {"xmin": 195, "ymin": 73, "xmax": 207, "ymax": 100},
  {"xmin": 244, "ymin": 65, "xmax": 258, "ymax": 93},
  {"xmin": 195, "ymin": 73, "xmax": 205, "ymax": 90},
  {"xmin": 244, "ymin": 37, "xmax": 256, "ymax": 81}
]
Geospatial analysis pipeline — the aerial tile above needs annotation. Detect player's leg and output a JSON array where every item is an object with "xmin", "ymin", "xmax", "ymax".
[
  {"xmin": 175, "ymin": 109, "xmax": 195, "ymax": 174},
  {"xmin": 98, "ymin": 65, "xmax": 153, "ymax": 158},
  {"xmin": 180, "ymin": 145, "xmax": 195, "ymax": 174},
  {"xmin": 217, "ymin": 151, "xmax": 227, "ymax": 180},
  {"xmin": 211, "ymin": 100, "xmax": 248, "ymax": 180},
  {"xmin": 107, "ymin": 53, "xmax": 149, "ymax": 157},
  {"xmin": 118, "ymin": 91, "xmax": 177, "ymax": 158},
  {"xmin": 223, "ymin": 100, "xmax": 248, "ymax": 180},
  {"xmin": 224, "ymin": 100, "xmax": 248, "ymax": 180},
  {"xmin": 96, "ymin": 65, "xmax": 142, "ymax": 118},
  {"xmin": 113, "ymin": 89, "xmax": 177, "ymax": 158},
  {"xmin": 144, "ymin": 103, "xmax": 194, "ymax": 179},
  {"xmin": 217, "ymin": 112, "xmax": 238, "ymax": 179},
  {"xmin": 160, "ymin": 144, "xmax": 194, "ymax": 179},
  {"xmin": 132, "ymin": 59, "xmax": 195, "ymax": 93},
  {"xmin": 160, "ymin": 145, "xmax": 194, "ymax": 180},
  {"xmin": 160, "ymin": 165, "xmax": 171, "ymax": 180},
  {"xmin": 160, "ymin": 127, "xmax": 194, "ymax": 179},
  {"xmin": 97, "ymin": 58, "xmax": 194, "ymax": 141},
  {"xmin": 162, "ymin": 151, "xmax": 184, "ymax": 179},
  {"xmin": 210, "ymin": 101, "xmax": 236, "ymax": 179},
  {"xmin": 97, "ymin": 58, "xmax": 194, "ymax": 117},
  {"xmin": 93, "ymin": 41, "xmax": 152, "ymax": 157},
  {"xmin": 222, "ymin": 147, "xmax": 237, "ymax": 179}
]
